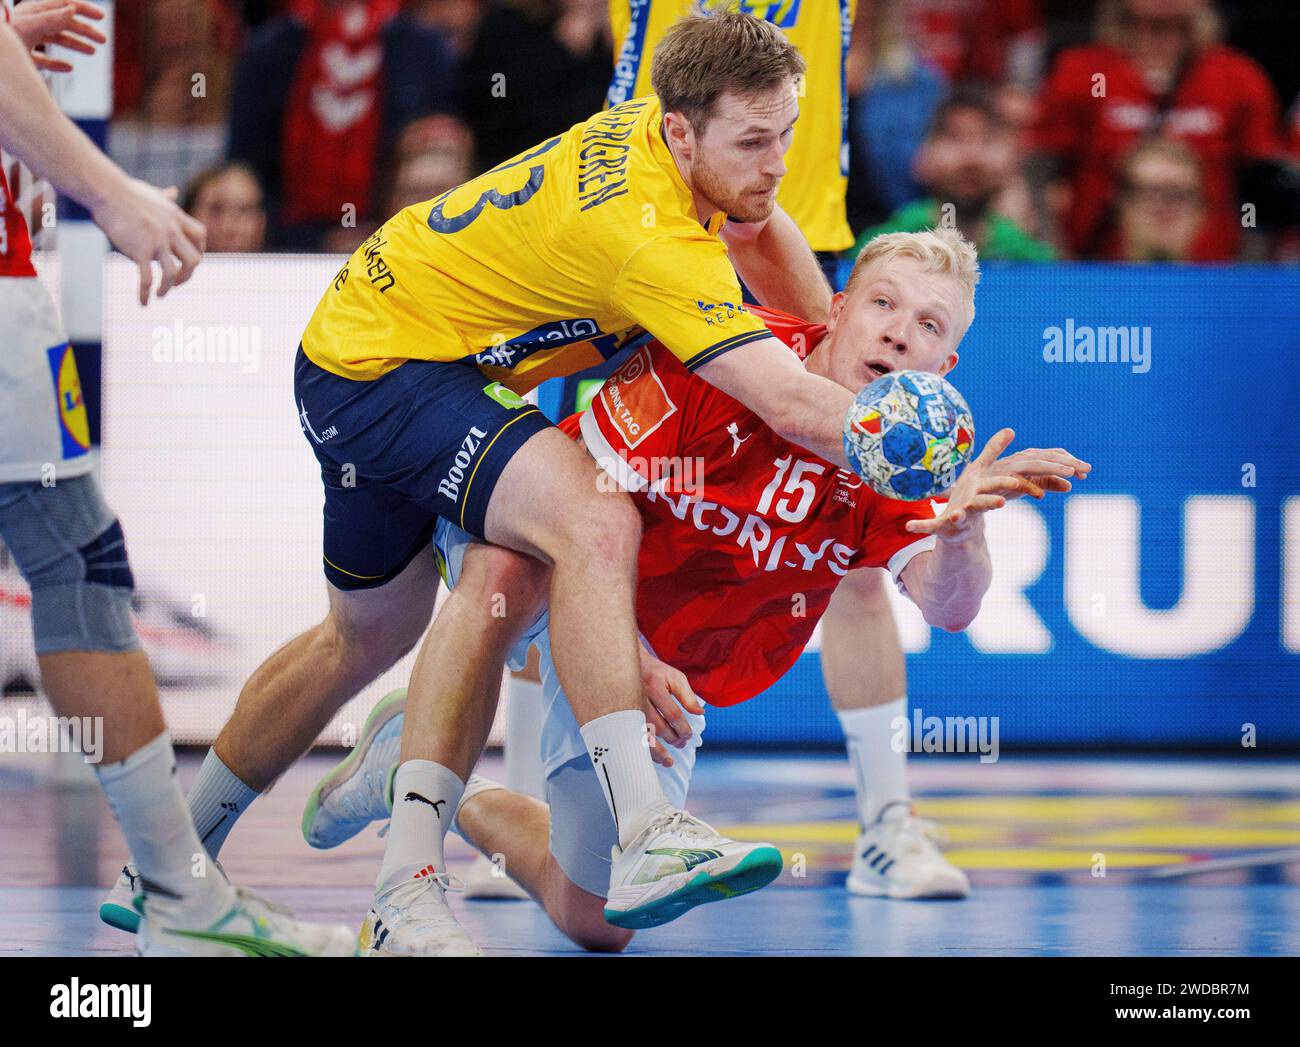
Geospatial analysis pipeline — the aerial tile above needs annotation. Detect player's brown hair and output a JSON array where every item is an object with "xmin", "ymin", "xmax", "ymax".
[{"xmin": 650, "ymin": 9, "xmax": 807, "ymax": 135}]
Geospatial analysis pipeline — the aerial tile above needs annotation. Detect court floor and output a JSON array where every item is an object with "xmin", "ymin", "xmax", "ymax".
[{"xmin": 2, "ymin": 749, "xmax": 1298, "ymax": 956}]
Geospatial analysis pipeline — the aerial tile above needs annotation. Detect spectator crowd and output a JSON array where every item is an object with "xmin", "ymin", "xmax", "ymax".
[{"xmin": 100, "ymin": 0, "xmax": 1300, "ymax": 262}]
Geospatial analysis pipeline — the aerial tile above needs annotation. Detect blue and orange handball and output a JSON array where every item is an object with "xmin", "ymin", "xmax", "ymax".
[{"xmin": 843, "ymin": 370, "xmax": 974, "ymax": 501}]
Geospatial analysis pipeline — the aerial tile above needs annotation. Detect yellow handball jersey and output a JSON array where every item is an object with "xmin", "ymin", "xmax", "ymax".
[
  {"xmin": 608, "ymin": 0, "xmax": 855, "ymax": 253},
  {"xmin": 301, "ymin": 95, "xmax": 773, "ymax": 389}
]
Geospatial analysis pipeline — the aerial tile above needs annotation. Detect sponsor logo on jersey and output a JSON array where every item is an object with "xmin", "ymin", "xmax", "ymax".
[
  {"xmin": 645, "ymin": 486, "xmax": 859, "ymax": 576},
  {"xmin": 476, "ymin": 318, "xmax": 613, "ymax": 370},
  {"xmin": 437, "ymin": 425, "xmax": 490, "ymax": 501},
  {"xmin": 482, "ymin": 381, "xmax": 528, "ymax": 409},
  {"xmin": 705, "ymin": 0, "xmax": 803, "ymax": 29},
  {"xmin": 833, "ymin": 468, "xmax": 861, "ymax": 507},
  {"xmin": 695, "ymin": 299, "xmax": 747, "ymax": 327},
  {"xmin": 599, "ymin": 347, "xmax": 677, "ymax": 449},
  {"xmin": 607, "ymin": 9, "xmax": 652, "ymax": 108},
  {"xmin": 46, "ymin": 344, "xmax": 90, "ymax": 458}
]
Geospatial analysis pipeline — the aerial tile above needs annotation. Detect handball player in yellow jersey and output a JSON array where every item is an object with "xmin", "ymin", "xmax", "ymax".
[
  {"xmin": 485, "ymin": 0, "xmax": 937, "ymax": 909},
  {"xmin": 124, "ymin": 11, "xmax": 876, "ymax": 956}
]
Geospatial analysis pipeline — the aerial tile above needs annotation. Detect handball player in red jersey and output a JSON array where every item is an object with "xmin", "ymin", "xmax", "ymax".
[{"xmin": 304, "ymin": 228, "xmax": 1089, "ymax": 949}]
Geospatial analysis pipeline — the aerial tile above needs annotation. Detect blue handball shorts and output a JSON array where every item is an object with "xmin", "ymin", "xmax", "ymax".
[
  {"xmin": 294, "ymin": 348, "xmax": 553, "ymax": 591},
  {"xmin": 433, "ymin": 517, "xmax": 706, "ymax": 897}
]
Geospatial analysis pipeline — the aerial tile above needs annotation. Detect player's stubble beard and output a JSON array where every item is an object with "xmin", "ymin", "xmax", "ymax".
[{"xmin": 690, "ymin": 148, "xmax": 779, "ymax": 225}]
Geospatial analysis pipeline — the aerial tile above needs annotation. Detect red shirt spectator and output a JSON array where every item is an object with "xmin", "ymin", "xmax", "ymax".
[
  {"xmin": 905, "ymin": 0, "xmax": 1043, "ymax": 86},
  {"xmin": 1033, "ymin": 28, "xmax": 1283, "ymax": 259}
]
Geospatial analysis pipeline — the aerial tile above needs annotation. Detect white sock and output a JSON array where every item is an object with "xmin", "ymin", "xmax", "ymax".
[
  {"xmin": 186, "ymin": 747, "xmax": 260, "ymax": 859},
  {"xmin": 505, "ymin": 675, "xmax": 547, "ymax": 801},
  {"xmin": 376, "ymin": 760, "xmax": 464, "ymax": 893},
  {"xmin": 449, "ymin": 774, "xmax": 506, "ymax": 842},
  {"xmin": 838, "ymin": 699, "xmax": 911, "ymax": 826},
  {"xmin": 95, "ymin": 732, "xmax": 226, "ymax": 903},
  {"xmin": 579, "ymin": 709, "xmax": 667, "ymax": 848}
]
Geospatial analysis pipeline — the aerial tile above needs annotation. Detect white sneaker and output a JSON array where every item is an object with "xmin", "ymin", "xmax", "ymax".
[
  {"xmin": 100, "ymin": 858, "xmax": 228, "ymax": 934},
  {"xmin": 461, "ymin": 852, "xmax": 530, "ymax": 900},
  {"xmin": 100, "ymin": 863, "xmax": 142, "ymax": 933},
  {"xmin": 302, "ymin": 688, "xmax": 406, "ymax": 849},
  {"xmin": 603, "ymin": 802, "xmax": 782, "ymax": 930},
  {"xmin": 360, "ymin": 870, "xmax": 482, "ymax": 956},
  {"xmin": 846, "ymin": 801, "xmax": 970, "ymax": 899},
  {"xmin": 138, "ymin": 880, "xmax": 358, "ymax": 956}
]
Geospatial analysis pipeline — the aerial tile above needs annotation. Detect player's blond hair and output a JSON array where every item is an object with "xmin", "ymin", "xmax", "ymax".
[
  {"xmin": 650, "ymin": 9, "xmax": 807, "ymax": 135},
  {"xmin": 845, "ymin": 228, "xmax": 981, "ymax": 328}
]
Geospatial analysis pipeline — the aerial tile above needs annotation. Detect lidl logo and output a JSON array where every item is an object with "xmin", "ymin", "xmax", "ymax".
[
  {"xmin": 46, "ymin": 343, "xmax": 90, "ymax": 458},
  {"xmin": 482, "ymin": 381, "xmax": 528, "ymax": 409}
]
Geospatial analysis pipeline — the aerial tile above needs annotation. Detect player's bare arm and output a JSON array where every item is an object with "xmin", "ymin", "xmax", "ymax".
[
  {"xmin": 697, "ymin": 334, "xmax": 856, "ymax": 466},
  {"xmin": 900, "ymin": 428, "xmax": 1090, "ymax": 631},
  {"xmin": 0, "ymin": 20, "xmax": 205, "ymax": 304},
  {"xmin": 720, "ymin": 203, "xmax": 832, "ymax": 322}
]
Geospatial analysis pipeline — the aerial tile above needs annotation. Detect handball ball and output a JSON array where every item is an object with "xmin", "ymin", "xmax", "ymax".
[{"xmin": 843, "ymin": 370, "xmax": 974, "ymax": 501}]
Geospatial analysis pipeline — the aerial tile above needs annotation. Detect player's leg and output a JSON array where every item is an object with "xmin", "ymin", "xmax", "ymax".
[
  {"xmin": 478, "ymin": 426, "xmax": 670, "ymax": 847},
  {"xmin": 453, "ymin": 770, "xmax": 634, "ymax": 953},
  {"xmin": 202, "ymin": 545, "xmax": 438, "ymax": 802},
  {"xmin": 99, "ymin": 491, "xmax": 441, "ymax": 932},
  {"xmin": 367, "ymin": 538, "xmax": 550, "ymax": 956},
  {"xmin": 504, "ymin": 649, "xmax": 548, "ymax": 801},
  {"xmin": 0, "ymin": 475, "xmax": 355, "ymax": 955},
  {"xmin": 385, "ymin": 422, "xmax": 679, "ymax": 921},
  {"xmin": 463, "ymin": 649, "xmax": 544, "ymax": 899},
  {"xmin": 821, "ymin": 567, "xmax": 968, "ymax": 899}
]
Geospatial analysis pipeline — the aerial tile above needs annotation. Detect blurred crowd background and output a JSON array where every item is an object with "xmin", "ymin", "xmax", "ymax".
[{"xmin": 103, "ymin": 0, "xmax": 1300, "ymax": 262}]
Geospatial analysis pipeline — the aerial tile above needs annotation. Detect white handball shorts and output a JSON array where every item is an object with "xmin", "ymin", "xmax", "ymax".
[{"xmin": 0, "ymin": 277, "xmax": 94, "ymax": 484}]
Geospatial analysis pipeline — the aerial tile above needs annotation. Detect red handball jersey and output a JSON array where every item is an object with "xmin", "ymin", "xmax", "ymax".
[
  {"xmin": 559, "ymin": 306, "xmax": 940, "ymax": 707},
  {"xmin": 0, "ymin": 166, "xmax": 37, "ymax": 279},
  {"xmin": 1032, "ymin": 43, "xmax": 1283, "ymax": 260},
  {"xmin": 0, "ymin": 3, "xmax": 35, "ymax": 278}
]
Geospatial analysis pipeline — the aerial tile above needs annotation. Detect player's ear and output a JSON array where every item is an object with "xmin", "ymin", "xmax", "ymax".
[
  {"xmin": 663, "ymin": 111, "xmax": 693, "ymax": 157},
  {"xmin": 827, "ymin": 291, "xmax": 846, "ymax": 330},
  {"xmin": 939, "ymin": 351, "xmax": 959, "ymax": 377}
]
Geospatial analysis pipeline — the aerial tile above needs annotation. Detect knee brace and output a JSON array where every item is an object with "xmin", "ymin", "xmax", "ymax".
[{"xmin": 1, "ymin": 477, "xmax": 139, "ymax": 655}]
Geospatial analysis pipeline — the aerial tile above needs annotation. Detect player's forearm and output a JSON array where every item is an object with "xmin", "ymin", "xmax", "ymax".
[
  {"xmin": 0, "ymin": 23, "xmax": 124, "ymax": 213},
  {"xmin": 902, "ymin": 528, "xmax": 992, "ymax": 633},
  {"xmin": 722, "ymin": 205, "xmax": 832, "ymax": 323},
  {"xmin": 699, "ymin": 339, "xmax": 855, "ymax": 467}
]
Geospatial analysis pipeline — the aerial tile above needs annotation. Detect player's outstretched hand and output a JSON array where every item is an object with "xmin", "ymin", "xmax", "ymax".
[
  {"xmin": 638, "ymin": 644, "xmax": 705, "ymax": 768},
  {"xmin": 12, "ymin": 1, "xmax": 106, "ymax": 72},
  {"xmin": 905, "ymin": 428, "xmax": 1090, "ymax": 544},
  {"xmin": 92, "ymin": 179, "xmax": 207, "ymax": 305}
]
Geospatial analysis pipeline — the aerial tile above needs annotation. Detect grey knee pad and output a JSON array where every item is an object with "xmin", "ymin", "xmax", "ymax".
[{"xmin": 0, "ymin": 474, "xmax": 139, "ymax": 654}]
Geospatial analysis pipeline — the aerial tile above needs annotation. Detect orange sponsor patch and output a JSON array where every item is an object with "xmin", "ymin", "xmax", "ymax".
[{"xmin": 599, "ymin": 347, "xmax": 677, "ymax": 449}]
